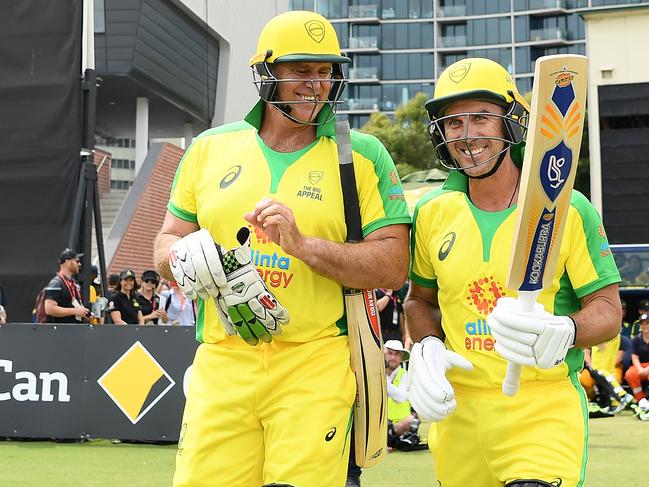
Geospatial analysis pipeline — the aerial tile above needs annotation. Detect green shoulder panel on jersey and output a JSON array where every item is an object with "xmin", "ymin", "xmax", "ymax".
[
  {"xmin": 568, "ymin": 190, "xmax": 621, "ymax": 298},
  {"xmin": 348, "ymin": 130, "xmax": 411, "ymax": 235},
  {"xmin": 168, "ymin": 120, "xmax": 254, "ymax": 222},
  {"xmin": 408, "ymin": 186, "xmax": 451, "ymax": 288}
]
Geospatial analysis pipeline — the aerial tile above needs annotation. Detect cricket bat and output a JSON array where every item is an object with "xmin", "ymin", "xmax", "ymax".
[
  {"xmin": 335, "ymin": 120, "xmax": 388, "ymax": 467},
  {"xmin": 503, "ymin": 54, "xmax": 588, "ymax": 396}
]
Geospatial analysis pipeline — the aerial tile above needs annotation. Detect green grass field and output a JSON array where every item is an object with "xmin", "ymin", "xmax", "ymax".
[{"xmin": 1, "ymin": 411, "xmax": 646, "ymax": 486}]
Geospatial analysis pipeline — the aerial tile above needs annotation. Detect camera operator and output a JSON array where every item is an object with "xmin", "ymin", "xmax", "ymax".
[{"xmin": 384, "ymin": 340, "xmax": 420, "ymax": 451}]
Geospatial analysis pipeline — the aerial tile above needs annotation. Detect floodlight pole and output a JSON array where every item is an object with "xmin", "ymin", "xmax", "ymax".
[{"xmin": 68, "ymin": 0, "xmax": 108, "ymax": 305}]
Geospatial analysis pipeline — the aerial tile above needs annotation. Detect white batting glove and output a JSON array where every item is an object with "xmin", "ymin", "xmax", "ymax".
[
  {"xmin": 169, "ymin": 229, "xmax": 228, "ymax": 300},
  {"xmin": 408, "ymin": 336, "xmax": 473, "ymax": 422},
  {"xmin": 487, "ymin": 297, "xmax": 576, "ymax": 369},
  {"xmin": 220, "ymin": 227, "xmax": 289, "ymax": 346}
]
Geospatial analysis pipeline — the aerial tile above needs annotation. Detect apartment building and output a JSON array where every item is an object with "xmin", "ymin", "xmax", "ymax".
[{"xmin": 290, "ymin": 0, "xmax": 647, "ymax": 128}]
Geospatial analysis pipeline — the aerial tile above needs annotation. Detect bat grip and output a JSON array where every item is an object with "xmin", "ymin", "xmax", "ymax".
[{"xmin": 502, "ymin": 290, "xmax": 540, "ymax": 396}]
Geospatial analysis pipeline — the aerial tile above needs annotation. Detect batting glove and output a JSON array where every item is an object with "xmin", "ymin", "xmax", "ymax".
[
  {"xmin": 220, "ymin": 227, "xmax": 289, "ymax": 346},
  {"xmin": 169, "ymin": 229, "xmax": 227, "ymax": 301},
  {"xmin": 487, "ymin": 297, "xmax": 576, "ymax": 369},
  {"xmin": 408, "ymin": 336, "xmax": 473, "ymax": 422}
]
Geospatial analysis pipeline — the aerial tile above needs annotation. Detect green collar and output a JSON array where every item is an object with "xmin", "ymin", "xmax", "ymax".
[
  {"xmin": 442, "ymin": 170, "xmax": 469, "ymax": 193},
  {"xmin": 243, "ymin": 100, "xmax": 336, "ymax": 138}
]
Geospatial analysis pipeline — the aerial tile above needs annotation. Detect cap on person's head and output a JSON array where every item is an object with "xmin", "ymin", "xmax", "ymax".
[
  {"xmin": 90, "ymin": 265, "xmax": 98, "ymax": 276},
  {"xmin": 59, "ymin": 248, "xmax": 83, "ymax": 264},
  {"xmin": 142, "ymin": 270, "xmax": 160, "ymax": 283},
  {"xmin": 384, "ymin": 339, "xmax": 410, "ymax": 362},
  {"xmin": 638, "ymin": 299, "xmax": 649, "ymax": 310},
  {"xmin": 119, "ymin": 268, "xmax": 136, "ymax": 281},
  {"xmin": 639, "ymin": 313, "xmax": 649, "ymax": 323}
]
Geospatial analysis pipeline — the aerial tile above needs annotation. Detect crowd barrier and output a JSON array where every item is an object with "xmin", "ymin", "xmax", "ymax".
[{"xmin": 0, "ymin": 323, "xmax": 198, "ymax": 442}]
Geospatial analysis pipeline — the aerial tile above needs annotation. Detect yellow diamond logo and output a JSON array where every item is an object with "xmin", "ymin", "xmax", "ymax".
[{"xmin": 98, "ymin": 341, "xmax": 175, "ymax": 424}]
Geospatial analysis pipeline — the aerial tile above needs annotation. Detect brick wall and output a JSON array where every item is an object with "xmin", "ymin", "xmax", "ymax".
[
  {"xmin": 108, "ymin": 143, "xmax": 185, "ymax": 279},
  {"xmin": 94, "ymin": 149, "xmax": 112, "ymax": 195}
]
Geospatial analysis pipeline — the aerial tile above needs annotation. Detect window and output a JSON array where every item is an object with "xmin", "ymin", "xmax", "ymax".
[
  {"xmin": 110, "ymin": 180, "xmax": 133, "ymax": 190},
  {"xmin": 467, "ymin": 18, "xmax": 511, "ymax": 46},
  {"xmin": 289, "ymin": 0, "xmax": 315, "ymax": 9},
  {"xmin": 94, "ymin": 0, "xmax": 105, "ymax": 34}
]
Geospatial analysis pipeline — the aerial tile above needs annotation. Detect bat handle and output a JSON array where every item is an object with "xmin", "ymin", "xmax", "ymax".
[{"xmin": 502, "ymin": 290, "xmax": 540, "ymax": 397}]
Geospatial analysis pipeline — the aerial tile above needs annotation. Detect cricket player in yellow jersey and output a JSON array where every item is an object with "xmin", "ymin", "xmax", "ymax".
[
  {"xmin": 405, "ymin": 58, "xmax": 622, "ymax": 487},
  {"xmin": 153, "ymin": 11, "xmax": 410, "ymax": 487}
]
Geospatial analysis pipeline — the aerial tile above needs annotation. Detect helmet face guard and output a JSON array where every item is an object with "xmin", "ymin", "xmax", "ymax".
[
  {"xmin": 428, "ymin": 99, "xmax": 528, "ymax": 171},
  {"xmin": 252, "ymin": 59, "xmax": 347, "ymax": 126}
]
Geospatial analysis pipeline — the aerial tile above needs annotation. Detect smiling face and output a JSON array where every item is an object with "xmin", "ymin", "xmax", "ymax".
[
  {"xmin": 441, "ymin": 99, "xmax": 508, "ymax": 177},
  {"xmin": 271, "ymin": 61, "xmax": 334, "ymax": 123},
  {"xmin": 384, "ymin": 348, "xmax": 403, "ymax": 370},
  {"xmin": 120, "ymin": 277, "xmax": 135, "ymax": 293}
]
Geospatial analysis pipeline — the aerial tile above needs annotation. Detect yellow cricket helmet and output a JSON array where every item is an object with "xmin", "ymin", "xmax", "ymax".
[
  {"xmin": 426, "ymin": 58, "xmax": 530, "ymax": 119},
  {"xmin": 425, "ymin": 58, "xmax": 530, "ymax": 176},
  {"xmin": 250, "ymin": 11, "xmax": 350, "ymax": 66},
  {"xmin": 250, "ymin": 11, "xmax": 350, "ymax": 125}
]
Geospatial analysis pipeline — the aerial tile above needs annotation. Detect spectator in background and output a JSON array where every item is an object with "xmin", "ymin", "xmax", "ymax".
[
  {"xmin": 90, "ymin": 265, "xmax": 102, "ymax": 298},
  {"xmin": 137, "ymin": 270, "xmax": 167, "ymax": 325},
  {"xmin": 0, "ymin": 281, "xmax": 7, "ymax": 323},
  {"xmin": 107, "ymin": 269, "xmax": 144, "ymax": 325},
  {"xmin": 619, "ymin": 300, "xmax": 634, "ymax": 373},
  {"xmin": 160, "ymin": 281, "xmax": 195, "ymax": 326},
  {"xmin": 580, "ymin": 334, "xmax": 634, "ymax": 416},
  {"xmin": 376, "ymin": 288, "xmax": 400, "ymax": 342},
  {"xmin": 107, "ymin": 273, "xmax": 120, "ymax": 298},
  {"xmin": 384, "ymin": 340, "xmax": 420, "ymax": 451},
  {"xmin": 619, "ymin": 255, "xmax": 649, "ymax": 285},
  {"xmin": 44, "ymin": 249, "xmax": 90, "ymax": 323},
  {"xmin": 625, "ymin": 313, "xmax": 649, "ymax": 420}
]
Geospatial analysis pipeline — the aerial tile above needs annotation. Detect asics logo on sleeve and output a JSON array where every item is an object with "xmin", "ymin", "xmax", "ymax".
[{"xmin": 438, "ymin": 232, "xmax": 456, "ymax": 261}]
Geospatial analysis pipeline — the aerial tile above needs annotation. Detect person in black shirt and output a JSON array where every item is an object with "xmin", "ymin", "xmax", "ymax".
[
  {"xmin": 376, "ymin": 288, "xmax": 401, "ymax": 342},
  {"xmin": 44, "ymin": 249, "xmax": 90, "ymax": 323},
  {"xmin": 137, "ymin": 269, "xmax": 166, "ymax": 325},
  {"xmin": 108, "ymin": 268, "xmax": 144, "ymax": 325}
]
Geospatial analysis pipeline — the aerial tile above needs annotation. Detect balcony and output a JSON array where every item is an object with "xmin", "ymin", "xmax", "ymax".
[
  {"xmin": 438, "ymin": 35, "xmax": 467, "ymax": 48},
  {"xmin": 529, "ymin": 27, "xmax": 568, "ymax": 43},
  {"xmin": 382, "ymin": 7, "xmax": 395, "ymax": 19},
  {"xmin": 348, "ymin": 4, "xmax": 379, "ymax": 20},
  {"xmin": 348, "ymin": 67, "xmax": 379, "ymax": 81},
  {"xmin": 342, "ymin": 98, "xmax": 380, "ymax": 112},
  {"xmin": 438, "ymin": 5, "xmax": 466, "ymax": 17},
  {"xmin": 528, "ymin": 0, "xmax": 568, "ymax": 10},
  {"xmin": 348, "ymin": 36, "xmax": 379, "ymax": 51}
]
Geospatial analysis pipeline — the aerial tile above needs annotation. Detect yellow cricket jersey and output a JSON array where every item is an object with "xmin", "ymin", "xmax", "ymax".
[
  {"xmin": 410, "ymin": 170, "xmax": 621, "ymax": 389},
  {"xmin": 168, "ymin": 101, "xmax": 411, "ymax": 344},
  {"xmin": 591, "ymin": 334, "xmax": 621, "ymax": 372}
]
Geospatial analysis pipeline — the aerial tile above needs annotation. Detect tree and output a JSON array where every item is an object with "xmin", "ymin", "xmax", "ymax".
[{"xmin": 359, "ymin": 92, "xmax": 440, "ymax": 177}]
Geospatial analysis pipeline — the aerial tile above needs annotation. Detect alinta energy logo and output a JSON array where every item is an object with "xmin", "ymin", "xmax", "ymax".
[
  {"xmin": 464, "ymin": 276, "xmax": 506, "ymax": 352},
  {"xmin": 248, "ymin": 225, "xmax": 295, "ymax": 290},
  {"xmin": 98, "ymin": 342, "xmax": 175, "ymax": 424}
]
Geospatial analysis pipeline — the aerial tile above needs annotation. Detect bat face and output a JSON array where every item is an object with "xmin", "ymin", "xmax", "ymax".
[{"xmin": 508, "ymin": 55, "xmax": 588, "ymax": 293}]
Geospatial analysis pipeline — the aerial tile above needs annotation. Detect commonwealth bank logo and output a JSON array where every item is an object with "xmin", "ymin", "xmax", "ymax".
[{"xmin": 98, "ymin": 341, "xmax": 175, "ymax": 424}]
